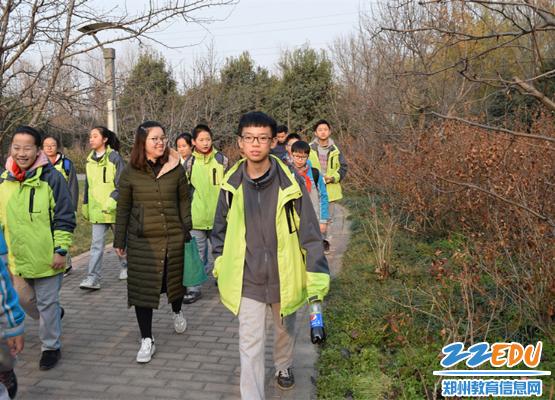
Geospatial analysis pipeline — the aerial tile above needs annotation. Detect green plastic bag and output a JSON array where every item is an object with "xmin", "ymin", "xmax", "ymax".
[{"xmin": 183, "ymin": 237, "xmax": 208, "ymax": 287}]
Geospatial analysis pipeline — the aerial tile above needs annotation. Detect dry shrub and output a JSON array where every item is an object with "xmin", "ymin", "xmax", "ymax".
[{"xmin": 341, "ymin": 114, "xmax": 555, "ymax": 339}]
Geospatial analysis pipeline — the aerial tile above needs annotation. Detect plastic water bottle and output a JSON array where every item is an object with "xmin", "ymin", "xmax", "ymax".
[{"xmin": 309, "ymin": 300, "xmax": 326, "ymax": 344}]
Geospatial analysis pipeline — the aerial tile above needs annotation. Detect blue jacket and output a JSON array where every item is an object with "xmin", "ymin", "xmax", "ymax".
[
  {"xmin": 306, "ymin": 164, "xmax": 330, "ymax": 223},
  {"xmin": 0, "ymin": 231, "xmax": 25, "ymax": 339}
]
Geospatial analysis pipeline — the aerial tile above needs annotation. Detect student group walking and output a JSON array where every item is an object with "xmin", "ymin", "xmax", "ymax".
[{"xmin": 0, "ymin": 113, "xmax": 347, "ymax": 399}]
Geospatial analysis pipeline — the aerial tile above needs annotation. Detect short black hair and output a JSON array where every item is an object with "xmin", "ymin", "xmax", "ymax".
[
  {"xmin": 313, "ymin": 119, "xmax": 331, "ymax": 131},
  {"xmin": 291, "ymin": 140, "xmax": 311, "ymax": 155},
  {"xmin": 13, "ymin": 125, "xmax": 42, "ymax": 146},
  {"xmin": 276, "ymin": 125, "xmax": 288, "ymax": 134},
  {"xmin": 238, "ymin": 111, "xmax": 277, "ymax": 138},
  {"xmin": 285, "ymin": 133, "xmax": 302, "ymax": 144},
  {"xmin": 175, "ymin": 132, "xmax": 192, "ymax": 147},
  {"xmin": 192, "ymin": 124, "xmax": 212, "ymax": 140}
]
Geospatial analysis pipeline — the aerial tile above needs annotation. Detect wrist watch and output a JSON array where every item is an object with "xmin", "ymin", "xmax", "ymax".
[{"xmin": 54, "ymin": 248, "xmax": 68, "ymax": 256}]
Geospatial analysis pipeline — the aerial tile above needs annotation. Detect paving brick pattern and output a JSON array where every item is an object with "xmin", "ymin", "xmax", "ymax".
[{"xmin": 15, "ymin": 205, "xmax": 349, "ymax": 399}]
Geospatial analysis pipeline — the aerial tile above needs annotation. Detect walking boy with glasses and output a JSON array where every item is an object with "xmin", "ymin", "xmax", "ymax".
[{"xmin": 211, "ymin": 111, "xmax": 330, "ymax": 399}]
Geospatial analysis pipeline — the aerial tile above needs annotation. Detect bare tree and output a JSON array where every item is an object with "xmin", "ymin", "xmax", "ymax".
[
  {"xmin": 0, "ymin": 0, "xmax": 236, "ymax": 144},
  {"xmin": 379, "ymin": 0, "xmax": 555, "ymax": 117}
]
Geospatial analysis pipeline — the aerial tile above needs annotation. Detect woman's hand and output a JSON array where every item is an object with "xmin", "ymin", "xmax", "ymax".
[{"xmin": 114, "ymin": 248, "xmax": 127, "ymax": 257}]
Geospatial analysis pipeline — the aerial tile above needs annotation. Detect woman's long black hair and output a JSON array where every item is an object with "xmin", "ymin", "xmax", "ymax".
[{"xmin": 92, "ymin": 126, "xmax": 121, "ymax": 152}]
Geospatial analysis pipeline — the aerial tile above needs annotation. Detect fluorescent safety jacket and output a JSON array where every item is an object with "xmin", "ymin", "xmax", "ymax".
[
  {"xmin": 0, "ymin": 154, "xmax": 75, "ymax": 278},
  {"xmin": 308, "ymin": 140, "xmax": 348, "ymax": 202},
  {"xmin": 211, "ymin": 157, "xmax": 330, "ymax": 317},
  {"xmin": 82, "ymin": 146, "xmax": 125, "ymax": 224},
  {"xmin": 184, "ymin": 149, "xmax": 228, "ymax": 230}
]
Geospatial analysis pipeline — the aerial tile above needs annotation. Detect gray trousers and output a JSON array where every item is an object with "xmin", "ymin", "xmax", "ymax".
[
  {"xmin": 238, "ymin": 297, "xmax": 296, "ymax": 400},
  {"xmin": 13, "ymin": 273, "xmax": 63, "ymax": 351},
  {"xmin": 189, "ymin": 229, "xmax": 213, "ymax": 292},
  {"xmin": 87, "ymin": 223, "xmax": 127, "ymax": 282}
]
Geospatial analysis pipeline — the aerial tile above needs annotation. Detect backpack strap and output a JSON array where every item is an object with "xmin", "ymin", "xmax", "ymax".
[
  {"xmin": 184, "ymin": 156, "xmax": 195, "ymax": 178},
  {"xmin": 311, "ymin": 167, "xmax": 320, "ymax": 187},
  {"xmin": 215, "ymin": 152, "xmax": 229, "ymax": 170},
  {"xmin": 62, "ymin": 157, "xmax": 72, "ymax": 177},
  {"xmin": 284, "ymin": 200, "xmax": 298, "ymax": 234}
]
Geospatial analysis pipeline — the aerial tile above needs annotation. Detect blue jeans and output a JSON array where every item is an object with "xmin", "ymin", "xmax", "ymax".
[
  {"xmin": 87, "ymin": 223, "xmax": 127, "ymax": 282},
  {"xmin": 189, "ymin": 229, "xmax": 213, "ymax": 292}
]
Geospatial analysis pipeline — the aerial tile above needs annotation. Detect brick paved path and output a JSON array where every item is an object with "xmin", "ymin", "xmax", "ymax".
[{"xmin": 14, "ymin": 205, "xmax": 349, "ymax": 399}]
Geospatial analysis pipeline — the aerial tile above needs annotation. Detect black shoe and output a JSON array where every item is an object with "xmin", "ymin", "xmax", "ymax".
[
  {"xmin": 39, "ymin": 349, "xmax": 61, "ymax": 370},
  {"xmin": 63, "ymin": 265, "xmax": 72, "ymax": 277},
  {"xmin": 182, "ymin": 291, "xmax": 202, "ymax": 304},
  {"xmin": 60, "ymin": 306, "xmax": 65, "ymax": 320},
  {"xmin": 0, "ymin": 369, "xmax": 17, "ymax": 399},
  {"xmin": 276, "ymin": 367, "xmax": 295, "ymax": 390},
  {"xmin": 323, "ymin": 239, "xmax": 330, "ymax": 254}
]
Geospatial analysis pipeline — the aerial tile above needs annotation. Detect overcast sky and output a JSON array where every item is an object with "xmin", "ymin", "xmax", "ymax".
[{"xmin": 93, "ymin": 0, "xmax": 368, "ymax": 74}]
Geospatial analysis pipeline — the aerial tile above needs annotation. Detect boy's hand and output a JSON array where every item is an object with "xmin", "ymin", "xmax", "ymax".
[
  {"xmin": 52, "ymin": 254, "xmax": 66, "ymax": 269},
  {"xmin": 319, "ymin": 223, "xmax": 327, "ymax": 234},
  {"xmin": 114, "ymin": 248, "xmax": 126, "ymax": 258},
  {"xmin": 7, "ymin": 334, "xmax": 24, "ymax": 356},
  {"xmin": 324, "ymin": 176, "xmax": 333, "ymax": 184}
]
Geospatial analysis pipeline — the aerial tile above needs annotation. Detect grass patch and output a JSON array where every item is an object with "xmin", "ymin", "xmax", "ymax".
[
  {"xmin": 317, "ymin": 193, "xmax": 554, "ymax": 399},
  {"xmin": 69, "ymin": 178, "xmax": 113, "ymax": 257}
]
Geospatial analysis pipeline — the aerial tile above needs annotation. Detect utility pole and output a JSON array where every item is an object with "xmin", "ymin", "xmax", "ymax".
[
  {"xmin": 78, "ymin": 22, "xmax": 137, "ymax": 134},
  {"xmin": 103, "ymin": 48, "xmax": 117, "ymax": 133}
]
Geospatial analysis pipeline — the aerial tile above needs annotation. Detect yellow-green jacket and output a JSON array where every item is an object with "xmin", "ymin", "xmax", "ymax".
[
  {"xmin": 82, "ymin": 146, "xmax": 125, "ymax": 224},
  {"xmin": 184, "ymin": 149, "xmax": 228, "ymax": 230},
  {"xmin": 211, "ymin": 156, "xmax": 330, "ymax": 317},
  {"xmin": 309, "ymin": 139, "xmax": 348, "ymax": 202},
  {"xmin": 51, "ymin": 153, "xmax": 79, "ymax": 212},
  {"xmin": 0, "ymin": 153, "xmax": 75, "ymax": 278}
]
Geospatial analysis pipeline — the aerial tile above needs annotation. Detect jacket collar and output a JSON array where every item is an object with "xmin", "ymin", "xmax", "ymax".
[
  {"xmin": 222, "ymin": 155, "xmax": 301, "ymax": 200},
  {"xmin": 88, "ymin": 145, "xmax": 112, "ymax": 163},
  {"xmin": 5, "ymin": 151, "xmax": 49, "ymax": 182},
  {"xmin": 156, "ymin": 149, "xmax": 180, "ymax": 179},
  {"xmin": 310, "ymin": 138, "xmax": 336, "ymax": 151},
  {"xmin": 192, "ymin": 148, "xmax": 216, "ymax": 163}
]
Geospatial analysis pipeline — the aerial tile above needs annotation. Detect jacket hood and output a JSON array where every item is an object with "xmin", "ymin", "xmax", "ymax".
[
  {"xmin": 310, "ymin": 137, "xmax": 336, "ymax": 149},
  {"xmin": 5, "ymin": 150, "xmax": 49, "ymax": 175}
]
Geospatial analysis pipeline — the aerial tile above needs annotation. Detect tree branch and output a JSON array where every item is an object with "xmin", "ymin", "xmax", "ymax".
[
  {"xmin": 433, "ymin": 174, "xmax": 555, "ymax": 228},
  {"xmin": 429, "ymin": 111, "xmax": 555, "ymax": 143},
  {"xmin": 512, "ymin": 76, "xmax": 555, "ymax": 113}
]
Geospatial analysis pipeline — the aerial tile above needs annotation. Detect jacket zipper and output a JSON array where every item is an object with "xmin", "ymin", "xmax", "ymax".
[
  {"xmin": 29, "ymin": 187, "xmax": 35, "ymax": 221},
  {"xmin": 212, "ymin": 168, "xmax": 217, "ymax": 185},
  {"xmin": 102, "ymin": 167, "xmax": 107, "ymax": 183}
]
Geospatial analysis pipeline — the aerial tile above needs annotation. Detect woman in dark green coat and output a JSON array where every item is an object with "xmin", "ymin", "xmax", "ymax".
[{"xmin": 114, "ymin": 121, "xmax": 192, "ymax": 363}]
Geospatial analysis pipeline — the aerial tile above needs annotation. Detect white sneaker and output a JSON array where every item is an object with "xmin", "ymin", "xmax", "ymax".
[
  {"xmin": 79, "ymin": 276, "xmax": 100, "ymax": 290},
  {"xmin": 136, "ymin": 337, "xmax": 156, "ymax": 363},
  {"xmin": 119, "ymin": 268, "xmax": 128, "ymax": 280},
  {"xmin": 173, "ymin": 311, "xmax": 187, "ymax": 333}
]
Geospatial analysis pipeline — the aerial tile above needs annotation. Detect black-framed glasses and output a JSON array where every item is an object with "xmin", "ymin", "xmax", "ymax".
[{"xmin": 240, "ymin": 135, "xmax": 272, "ymax": 144}]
